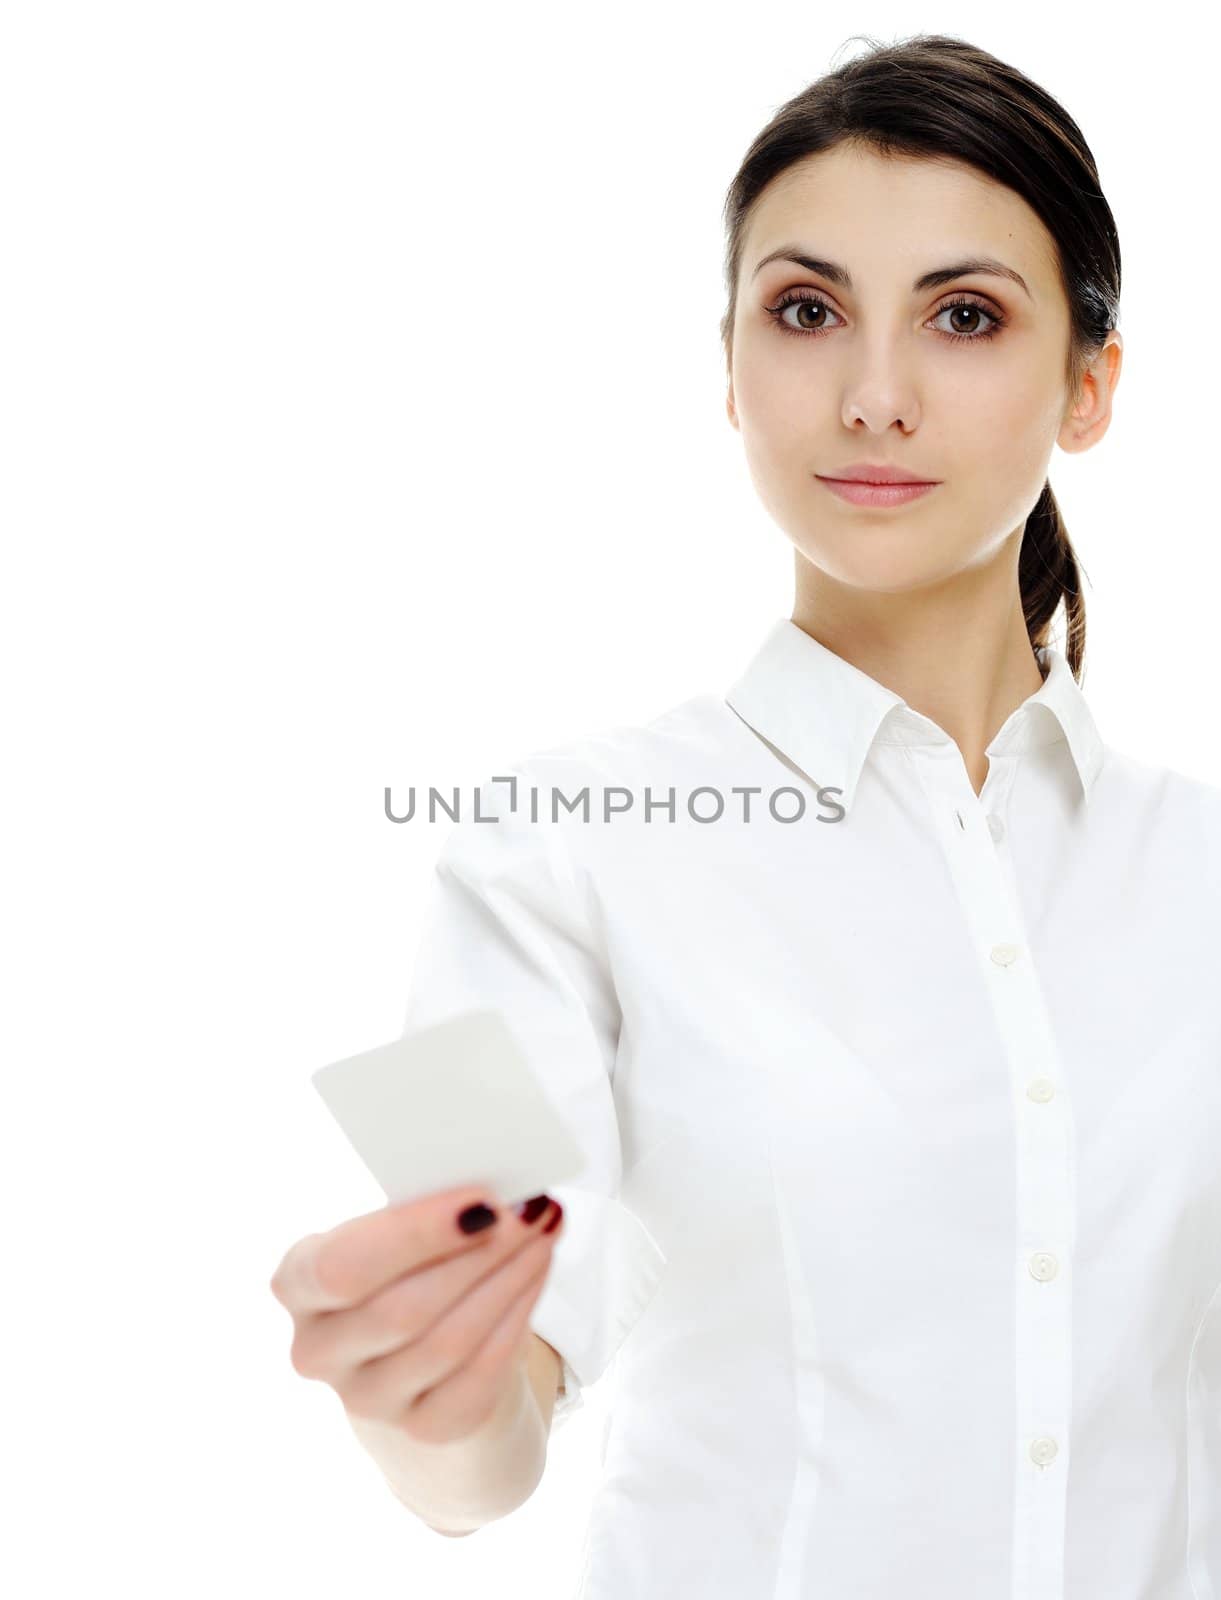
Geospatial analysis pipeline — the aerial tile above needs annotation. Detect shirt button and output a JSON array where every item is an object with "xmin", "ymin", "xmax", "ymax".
[
  {"xmin": 1027, "ymin": 1077, "xmax": 1057, "ymax": 1102},
  {"xmin": 1029, "ymin": 1436, "xmax": 1059, "ymax": 1467},
  {"xmin": 1028, "ymin": 1252, "xmax": 1059, "ymax": 1281},
  {"xmin": 990, "ymin": 942, "xmax": 1021, "ymax": 966},
  {"xmin": 987, "ymin": 814, "xmax": 1005, "ymax": 842}
]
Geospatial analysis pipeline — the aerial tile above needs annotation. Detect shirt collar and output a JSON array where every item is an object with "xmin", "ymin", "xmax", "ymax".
[{"xmin": 724, "ymin": 617, "xmax": 1104, "ymax": 813}]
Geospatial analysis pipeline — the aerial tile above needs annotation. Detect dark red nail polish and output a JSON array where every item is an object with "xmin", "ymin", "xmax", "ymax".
[
  {"xmin": 515, "ymin": 1194, "xmax": 551, "ymax": 1224},
  {"xmin": 457, "ymin": 1202, "xmax": 497, "ymax": 1234},
  {"xmin": 542, "ymin": 1200, "xmax": 564, "ymax": 1234}
]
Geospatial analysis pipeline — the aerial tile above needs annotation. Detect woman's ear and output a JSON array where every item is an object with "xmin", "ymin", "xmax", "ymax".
[{"xmin": 1058, "ymin": 331, "xmax": 1122, "ymax": 456}]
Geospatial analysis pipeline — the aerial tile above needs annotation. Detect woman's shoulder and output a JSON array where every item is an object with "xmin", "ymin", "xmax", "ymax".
[
  {"xmin": 455, "ymin": 691, "xmax": 747, "ymax": 885},
  {"xmin": 502, "ymin": 690, "xmax": 738, "ymax": 793},
  {"xmin": 1097, "ymin": 740, "xmax": 1221, "ymax": 809},
  {"xmin": 1093, "ymin": 742, "xmax": 1221, "ymax": 886}
]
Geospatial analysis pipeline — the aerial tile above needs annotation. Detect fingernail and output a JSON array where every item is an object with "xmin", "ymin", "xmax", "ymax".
[
  {"xmin": 542, "ymin": 1200, "xmax": 564, "ymax": 1234},
  {"xmin": 514, "ymin": 1194, "xmax": 552, "ymax": 1225},
  {"xmin": 457, "ymin": 1202, "xmax": 498, "ymax": 1234}
]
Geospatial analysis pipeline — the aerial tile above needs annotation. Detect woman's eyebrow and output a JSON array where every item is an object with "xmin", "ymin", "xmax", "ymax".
[{"xmin": 750, "ymin": 247, "xmax": 1032, "ymax": 301}]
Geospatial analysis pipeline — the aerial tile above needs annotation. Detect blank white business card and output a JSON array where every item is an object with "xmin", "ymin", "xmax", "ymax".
[{"xmin": 310, "ymin": 1007, "xmax": 589, "ymax": 1210}]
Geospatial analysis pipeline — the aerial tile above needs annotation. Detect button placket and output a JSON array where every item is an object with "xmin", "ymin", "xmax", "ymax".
[{"xmin": 902, "ymin": 739, "xmax": 1073, "ymax": 1591}]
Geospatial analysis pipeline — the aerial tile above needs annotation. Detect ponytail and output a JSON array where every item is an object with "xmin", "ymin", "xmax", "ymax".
[{"xmin": 1020, "ymin": 480, "xmax": 1087, "ymax": 681}]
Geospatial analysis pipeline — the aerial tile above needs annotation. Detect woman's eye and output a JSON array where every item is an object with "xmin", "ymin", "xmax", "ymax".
[
  {"xmin": 774, "ymin": 296, "xmax": 842, "ymax": 334},
  {"xmin": 930, "ymin": 301, "xmax": 1002, "ymax": 339}
]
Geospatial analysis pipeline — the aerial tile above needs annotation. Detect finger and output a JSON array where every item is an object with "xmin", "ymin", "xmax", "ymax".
[
  {"xmin": 338, "ymin": 1227, "xmax": 555, "ymax": 1421},
  {"xmin": 300, "ymin": 1198, "xmax": 559, "ymax": 1372},
  {"xmin": 403, "ymin": 1253, "xmax": 554, "ymax": 1445},
  {"xmin": 270, "ymin": 1183, "xmax": 504, "ymax": 1315}
]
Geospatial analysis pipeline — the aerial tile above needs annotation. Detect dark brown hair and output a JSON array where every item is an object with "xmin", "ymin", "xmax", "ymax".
[{"xmin": 719, "ymin": 34, "xmax": 1121, "ymax": 680}]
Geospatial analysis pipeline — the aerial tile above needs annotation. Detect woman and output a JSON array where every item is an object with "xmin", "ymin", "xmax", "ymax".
[{"xmin": 275, "ymin": 33, "xmax": 1221, "ymax": 1597}]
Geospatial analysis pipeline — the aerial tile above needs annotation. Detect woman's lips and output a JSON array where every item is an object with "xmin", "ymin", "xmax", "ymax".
[{"xmin": 816, "ymin": 476, "xmax": 939, "ymax": 507}]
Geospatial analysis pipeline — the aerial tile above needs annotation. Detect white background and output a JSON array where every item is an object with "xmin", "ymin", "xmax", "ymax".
[{"xmin": 4, "ymin": 3, "xmax": 1216, "ymax": 1595}]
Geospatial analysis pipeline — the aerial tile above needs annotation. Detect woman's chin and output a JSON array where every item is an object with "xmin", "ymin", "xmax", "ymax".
[{"xmin": 792, "ymin": 542, "xmax": 967, "ymax": 596}]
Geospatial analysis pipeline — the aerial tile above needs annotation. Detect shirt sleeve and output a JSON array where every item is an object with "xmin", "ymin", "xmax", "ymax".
[{"xmin": 398, "ymin": 769, "xmax": 668, "ymax": 1431}]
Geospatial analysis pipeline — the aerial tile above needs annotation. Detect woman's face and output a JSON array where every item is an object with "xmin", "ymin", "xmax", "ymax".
[{"xmin": 727, "ymin": 142, "xmax": 1118, "ymax": 594}]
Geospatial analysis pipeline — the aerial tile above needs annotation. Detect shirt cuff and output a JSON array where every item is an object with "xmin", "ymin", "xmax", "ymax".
[{"xmin": 529, "ymin": 1182, "xmax": 668, "ymax": 1430}]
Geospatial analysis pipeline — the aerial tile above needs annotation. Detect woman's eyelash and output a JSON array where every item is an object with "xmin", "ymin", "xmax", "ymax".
[{"xmin": 765, "ymin": 289, "xmax": 1007, "ymax": 345}]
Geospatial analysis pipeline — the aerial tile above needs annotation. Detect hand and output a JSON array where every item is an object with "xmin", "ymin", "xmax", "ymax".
[{"xmin": 269, "ymin": 1186, "xmax": 563, "ymax": 1445}]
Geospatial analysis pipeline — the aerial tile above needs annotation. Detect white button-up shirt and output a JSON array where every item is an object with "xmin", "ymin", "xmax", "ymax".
[{"xmin": 401, "ymin": 617, "xmax": 1221, "ymax": 1598}]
